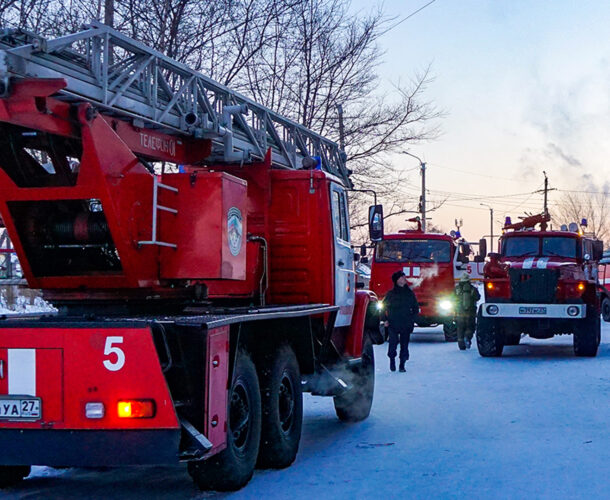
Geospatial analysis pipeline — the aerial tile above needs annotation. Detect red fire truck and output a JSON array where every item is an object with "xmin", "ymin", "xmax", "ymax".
[
  {"xmin": 477, "ymin": 213, "xmax": 602, "ymax": 357},
  {"xmin": 369, "ymin": 219, "xmax": 486, "ymax": 341},
  {"xmin": 0, "ymin": 23, "xmax": 382, "ymax": 491}
]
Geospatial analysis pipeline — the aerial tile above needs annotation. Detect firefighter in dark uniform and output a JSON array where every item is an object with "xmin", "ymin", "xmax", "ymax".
[
  {"xmin": 383, "ymin": 270, "xmax": 419, "ymax": 372},
  {"xmin": 455, "ymin": 274, "xmax": 480, "ymax": 350}
]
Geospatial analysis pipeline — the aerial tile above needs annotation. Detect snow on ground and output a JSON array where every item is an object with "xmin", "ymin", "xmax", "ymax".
[
  {"xmin": 5, "ymin": 324, "xmax": 610, "ymax": 499},
  {"xmin": 0, "ymin": 293, "xmax": 57, "ymax": 315}
]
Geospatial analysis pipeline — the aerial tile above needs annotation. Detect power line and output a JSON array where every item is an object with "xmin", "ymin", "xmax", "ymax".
[
  {"xmin": 556, "ymin": 188, "xmax": 610, "ymax": 195},
  {"xmin": 381, "ymin": 0, "xmax": 438, "ymax": 35}
]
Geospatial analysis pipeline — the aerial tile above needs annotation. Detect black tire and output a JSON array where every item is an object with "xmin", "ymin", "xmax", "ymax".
[
  {"xmin": 602, "ymin": 297, "xmax": 610, "ymax": 322},
  {"xmin": 334, "ymin": 337, "xmax": 375, "ymax": 422},
  {"xmin": 188, "ymin": 349, "xmax": 261, "ymax": 491},
  {"xmin": 476, "ymin": 309, "xmax": 504, "ymax": 357},
  {"xmin": 257, "ymin": 344, "xmax": 303, "ymax": 469},
  {"xmin": 0, "ymin": 466, "xmax": 30, "ymax": 488},
  {"xmin": 574, "ymin": 306, "xmax": 600, "ymax": 357},
  {"xmin": 443, "ymin": 321, "xmax": 458, "ymax": 342}
]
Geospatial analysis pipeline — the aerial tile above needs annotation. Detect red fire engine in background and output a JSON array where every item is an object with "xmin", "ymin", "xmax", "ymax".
[
  {"xmin": 368, "ymin": 218, "xmax": 486, "ymax": 341},
  {"xmin": 477, "ymin": 213, "xmax": 603, "ymax": 357},
  {"xmin": 0, "ymin": 23, "xmax": 383, "ymax": 491}
]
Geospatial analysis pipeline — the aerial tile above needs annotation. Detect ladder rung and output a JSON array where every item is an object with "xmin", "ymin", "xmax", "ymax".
[
  {"xmin": 138, "ymin": 241, "xmax": 177, "ymax": 249},
  {"xmin": 157, "ymin": 183, "xmax": 179, "ymax": 193},
  {"xmin": 157, "ymin": 205, "xmax": 177, "ymax": 214}
]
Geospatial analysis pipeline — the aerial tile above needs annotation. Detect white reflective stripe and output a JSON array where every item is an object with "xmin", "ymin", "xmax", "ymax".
[
  {"xmin": 413, "ymin": 267, "xmax": 421, "ymax": 277},
  {"xmin": 8, "ymin": 349, "xmax": 36, "ymax": 396},
  {"xmin": 523, "ymin": 258, "xmax": 535, "ymax": 269},
  {"xmin": 536, "ymin": 258, "xmax": 549, "ymax": 269},
  {"xmin": 403, "ymin": 267, "xmax": 411, "ymax": 276}
]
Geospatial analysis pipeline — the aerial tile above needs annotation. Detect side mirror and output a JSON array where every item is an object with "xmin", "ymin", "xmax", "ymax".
[
  {"xmin": 593, "ymin": 240, "xmax": 604, "ymax": 261},
  {"xmin": 368, "ymin": 204, "xmax": 384, "ymax": 242},
  {"xmin": 354, "ymin": 252, "xmax": 361, "ymax": 263},
  {"xmin": 478, "ymin": 238, "xmax": 487, "ymax": 259},
  {"xmin": 360, "ymin": 244, "xmax": 367, "ymax": 257}
]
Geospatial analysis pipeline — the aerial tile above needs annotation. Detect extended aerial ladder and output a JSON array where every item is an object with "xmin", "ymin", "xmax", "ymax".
[{"xmin": 0, "ymin": 21, "xmax": 350, "ymax": 184}]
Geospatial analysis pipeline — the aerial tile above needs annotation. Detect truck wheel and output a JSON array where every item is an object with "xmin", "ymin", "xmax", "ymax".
[
  {"xmin": 476, "ymin": 310, "xmax": 504, "ymax": 357},
  {"xmin": 573, "ymin": 307, "xmax": 600, "ymax": 357},
  {"xmin": 257, "ymin": 344, "xmax": 303, "ymax": 469},
  {"xmin": 443, "ymin": 321, "xmax": 458, "ymax": 342},
  {"xmin": 188, "ymin": 349, "xmax": 261, "ymax": 491},
  {"xmin": 602, "ymin": 297, "xmax": 610, "ymax": 322},
  {"xmin": 333, "ymin": 337, "xmax": 375, "ymax": 422},
  {"xmin": 0, "ymin": 466, "xmax": 30, "ymax": 488}
]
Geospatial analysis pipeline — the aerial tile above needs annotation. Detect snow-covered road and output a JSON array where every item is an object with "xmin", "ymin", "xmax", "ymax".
[{"xmin": 6, "ymin": 324, "xmax": 610, "ymax": 499}]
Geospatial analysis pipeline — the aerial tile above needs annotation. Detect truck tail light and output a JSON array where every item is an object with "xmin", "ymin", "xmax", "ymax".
[
  {"xmin": 577, "ymin": 282, "xmax": 585, "ymax": 292},
  {"xmin": 117, "ymin": 400, "xmax": 156, "ymax": 418}
]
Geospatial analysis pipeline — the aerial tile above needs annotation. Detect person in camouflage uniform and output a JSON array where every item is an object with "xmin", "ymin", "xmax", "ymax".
[{"xmin": 455, "ymin": 274, "xmax": 480, "ymax": 350}]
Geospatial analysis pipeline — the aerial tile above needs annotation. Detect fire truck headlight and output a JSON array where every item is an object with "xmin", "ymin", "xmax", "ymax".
[
  {"xmin": 486, "ymin": 304, "xmax": 499, "ymax": 316},
  {"xmin": 376, "ymin": 301, "xmax": 384, "ymax": 311},
  {"xmin": 85, "ymin": 402, "xmax": 105, "ymax": 419},
  {"xmin": 438, "ymin": 299, "xmax": 453, "ymax": 313},
  {"xmin": 567, "ymin": 306, "xmax": 580, "ymax": 317}
]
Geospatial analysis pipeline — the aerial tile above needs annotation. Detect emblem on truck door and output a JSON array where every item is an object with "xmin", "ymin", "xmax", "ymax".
[{"xmin": 227, "ymin": 207, "xmax": 243, "ymax": 257}]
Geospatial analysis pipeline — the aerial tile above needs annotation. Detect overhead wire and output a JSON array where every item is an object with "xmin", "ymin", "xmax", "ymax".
[{"xmin": 380, "ymin": 0, "xmax": 438, "ymax": 35}]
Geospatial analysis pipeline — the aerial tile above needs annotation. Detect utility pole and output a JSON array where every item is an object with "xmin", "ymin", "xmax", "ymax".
[
  {"xmin": 480, "ymin": 203, "xmax": 494, "ymax": 252},
  {"xmin": 402, "ymin": 151, "xmax": 426, "ymax": 232},
  {"xmin": 543, "ymin": 170, "xmax": 549, "ymax": 215}
]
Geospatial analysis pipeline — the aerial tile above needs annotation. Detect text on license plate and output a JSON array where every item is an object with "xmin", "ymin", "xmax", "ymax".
[
  {"xmin": 519, "ymin": 306, "xmax": 547, "ymax": 315},
  {"xmin": 0, "ymin": 398, "xmax": 41, "ymax": 419}
]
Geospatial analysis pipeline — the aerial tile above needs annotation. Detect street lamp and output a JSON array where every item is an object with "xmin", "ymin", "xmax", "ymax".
[
  {"xmin": 480, "ymin": 203, "xmax": 494, "ymax": 253},
  {"xmin": 402, "ymin": 151, "xmax": 426, "ymax": 232}
]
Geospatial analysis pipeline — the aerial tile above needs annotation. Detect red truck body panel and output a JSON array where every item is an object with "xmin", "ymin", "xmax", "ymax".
[{"xmin": 0, "ymin": 326, "xmax": 179, "ymax": 430}]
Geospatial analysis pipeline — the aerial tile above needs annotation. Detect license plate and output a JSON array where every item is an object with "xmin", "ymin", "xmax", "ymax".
[
  {"xmin": 0, "ymin": 398, "xmax": 41, "ymax": 420},
  {"xmin": 519, "ymin": 306, "xmax": 547, "ymax": 315}
]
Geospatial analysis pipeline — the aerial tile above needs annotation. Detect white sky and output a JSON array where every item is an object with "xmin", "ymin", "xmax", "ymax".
[{"xmin": 350, "ymin": 0, "xmax": 610, "ymax": 244}]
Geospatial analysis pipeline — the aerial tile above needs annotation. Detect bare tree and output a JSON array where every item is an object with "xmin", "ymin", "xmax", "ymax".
[{"xmin": 553, "ymin": 191, "xmax": 610, "ymax": 243}]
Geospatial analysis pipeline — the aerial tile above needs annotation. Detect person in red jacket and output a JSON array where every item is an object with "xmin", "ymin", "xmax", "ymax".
[{"xmin": 383, "ymin": 270, "xmax": 419, "ymax": 372}]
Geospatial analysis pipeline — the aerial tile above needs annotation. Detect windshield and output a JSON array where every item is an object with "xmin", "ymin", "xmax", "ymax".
[
  {"xmin": 503, "ymin": 236, "xmax": 578, "ymax": 258},
  {"xmin": 375, "ymin": 239, "xmax": 451, "ymax": 263}
]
